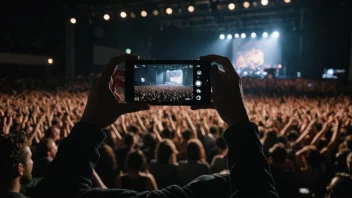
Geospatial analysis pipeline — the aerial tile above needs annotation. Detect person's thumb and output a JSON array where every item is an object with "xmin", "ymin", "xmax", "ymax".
[
  {"xmin": 210, "ymin": 64, "xmax": 221, "ymax": 93},
  {"xmin": 118, "ymin": 103, "xmax": 150, "ymax": 115}
]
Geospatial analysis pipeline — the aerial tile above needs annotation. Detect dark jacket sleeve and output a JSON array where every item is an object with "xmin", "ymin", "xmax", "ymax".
[
  {"xmin": 33, "ymin": 122, "xmax": 107, "ymax": 197},
  {"xmin": 32, "ymin": 122, "xmax": 230, "ymax": 198},
  {"xmin": 223, "ymin": 122, "xmax": 279, "ymax": 198}
]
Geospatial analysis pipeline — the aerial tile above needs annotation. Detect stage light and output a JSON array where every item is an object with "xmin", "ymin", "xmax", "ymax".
[
  {"xmin": 261, "ymin": 0, "xmax": 269, "ymax": 6},
  {"xmin": 273, "ymin": 31, "xmax": 280, "ymax": 38},
  {"xmin": 166, "ymin": 8, "xmax": 173, "ymax": 15},
  {"xmin": 228, "ymin": 3, "xmax": 236, "ymax": 10},
  {"xmin": 243, "ymin": 71, "xmax": 248, "ymax": 75},
  {"xmin": 278, "ymin": 64, "xmax": 282, "ymax": 69},
  {"xmin": 227, "ymin": 34, "xmax": 233, "ymax": 40},
  {"xmin": 243, "ymin": 1, "xmax": 250, "ymax": 8},
  {"xmin": 253, "ymin": 2, "xmax": 258, "ymax": 7},
  {"xmin": 48, "ymin": 58, "xmax": 54, "ymax": 64},
  {"xmin": 188, "ymin": 5, "xmax": 195, "ymax": 12},
  {"xmin": 103, "ymin": 14, "xmax": 110, "ymax": 21},
  {"xmin": 153, "ymin": 10, "xmax": 159, "ymax": 16},
  {"xmin": 284, "ymin": 0, "xmax": 291, "ymax": 3},
  {"xmin": 70, "ymin": 18, "xmax": 76, "ymax": 24},
  {"xmin": 251, "ymin": 32, "xmax": 256, "ymax": 38},
  {"xmin": 263, "ymin": 32, "xmax": 269, "ymax": 38},
  {"xmin": 141, "ymin": 78, "xmax": 145, "ymax": 82},
  {"xmin": 120, "ymin": 12, "xmax": 127, "ymax": 18},
  {"xmin": 141, "ymin": 10, "xmax": 148, "ymax": 17},
  {"xmin": 125, "ymin": 48, "xmax": 131, "ymax": 54},
  {"xmin": 235, "ymin": 33, "xmax": 240, "ymax": 38},
  {"xmin": 327, "ymin": 69, "xmax": 334, "ymax": 75},
  {"xmin": 130, "ymin": 12, "xmax": 136, "ymax": 18},
  {"xmin": 220, "ymin": 34, "xmax": 225, "ymax": 40},
  {"xmin": 241, "ymin": 33, "xmax": 246, "ymax": 38}
]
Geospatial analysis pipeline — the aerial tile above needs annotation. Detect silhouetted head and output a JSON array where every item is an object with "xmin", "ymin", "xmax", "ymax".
[
  {"xmin": 269, "ymin": 143, "xmax": 287, "ymax": 166},
  {"xmin": 326, "ymin": 173, "xmax": 352, "ymax": 198},
  {"xmin": 156, "ymin": 139, "xmax": 178, "ymax": 164},
  {"xmin": 186, "ymin": 139, "xmax": 206, "ymax": 163},
  {"xmin": 126, "ymin": 150, "xmax": 147, "ymax": 172}
]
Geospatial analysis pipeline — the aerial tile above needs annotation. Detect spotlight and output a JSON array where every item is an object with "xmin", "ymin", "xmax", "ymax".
[
  {"xmin": 227, "ymin": 34, "xmax": 233, "ymax": 40},
  {"xmin": 70, "ymin": 18, "xmax": 76, "ymax": 24},
  {"xmin": 166, "ymin": 8, "xmax": 173, "ymax": 15},
  {"xmin": 263, "ymin": 32, "xmax": 269, "ymax": 38},
  {"xmin": 284, "ymin": 0, "xmax": 291, "ymax": 3},
  {"xmin": 251, "ymin": 32, "xmax": 256, "ymax": 38},
  {"xmin": 228, "ymin": 3, "xmax": 236, "ymax": 10},
  {"xmin": 261, "ymin": 0, "xmax": 269, "ymax": 6},
  {"xmin": 153, "ymin": 10, "xmax": 159, "ymax": 16},
  {"xmin": 103, "ymin": 14, "xmax": 110, "ymax": 21},
  {"xmin": 188, "ymin": 5, "xmax": 195, "ymax": 13},
  {"xmin": 241, "ymin": 33, "xmax": 246, "ymax": 39},
  {"xmin": 120, "ymin": 12, "xmax": 127, "ymax": 18},
  {"xmin": 48, "ymin": 58, "xmax": 54, "ymax": 64},
  {"xmin": 253, "ymin": 2, "xmax": 258, "ymax": 7},
  {"xmin": 125, "ymin": 48, "xmax": 131, "ymax": 54},
  {"xmin": 141, "ymin": 10, "xmax": 148, "ymax": 17},
  {"xmin": 235, "ymin": 33, "xmax": 240, "ymax": 38},
  {"xmin": 220, "ymin": 34, "xmax": 225, "ymax": 40},
  {"xmin": 243, "ymin": 1, "xmax": 250, "ymax": 8},
  {"xmin": 273, "ymin": 31, "xmax": 280, "ymax": 38}
]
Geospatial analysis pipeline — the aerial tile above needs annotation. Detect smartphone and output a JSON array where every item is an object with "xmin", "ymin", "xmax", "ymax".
[{"xmin": 125, "ymin": 60, "xmax": 211, "ymax": 105}]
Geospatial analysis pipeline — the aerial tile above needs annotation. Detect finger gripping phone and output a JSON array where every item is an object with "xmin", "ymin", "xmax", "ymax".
[{"xmin": 125, "ymin": 60, "xmax": 211, "ymax": 105}]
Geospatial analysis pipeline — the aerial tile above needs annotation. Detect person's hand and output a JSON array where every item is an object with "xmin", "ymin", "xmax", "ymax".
[
  {"xmin": 192, "ymin": 54, "xmax": 249, "ymax": 126},
  {"xmin": 81, "ymin": 55, "xmax": 150, "ymax": 128}
]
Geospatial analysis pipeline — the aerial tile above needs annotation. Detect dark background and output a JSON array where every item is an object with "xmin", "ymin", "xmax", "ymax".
[{"xmin": 0, "ymin": 0, "xmax": 351, "ymax": 80}]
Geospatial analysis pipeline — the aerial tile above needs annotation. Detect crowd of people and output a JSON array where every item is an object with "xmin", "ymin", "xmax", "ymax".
[
  {"xmin": 1, "ymin": 68, "xmax": 352, "ymax": 197},
  {"xmin": 134, "ymin": 85, "xmax": 193, "ymax": 102}
]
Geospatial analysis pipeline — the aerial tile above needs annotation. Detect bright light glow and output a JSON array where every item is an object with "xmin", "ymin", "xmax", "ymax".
[
  {"xmin": 251, "ymin": 32, "xmax": 257, "ymax": 38},
  {"xmin": 125, "ymin": 48, "xmax": 131, "ymax": 54},
  {"xmin": 141, "ymin": 78, "xmax": 145, "ymax": 82},
  {"xmin": 120, "ymin": 12, "xmax": 127, "ymax": 18},
  {"xmin": 103, "ymin": 14, "xmax": 110, "ymax": 21},
  {"xmin": 273, "ymin": 31, "xmax": 280, "ymax": 38},
  {"xmin": 141, "ymin": 10, "xmax": 148, "ymax": 17},
  {"xmin": 228, "ymin": 3, "xmax": 236, "ymax": 10},
  {"xmin": 263, "ymin": 32, "xmax": 269, "ymax": 38},
  {"xmin": 241, "ymin": 33, "xmax": 246, "ymax": 39},
  {"xmin": 263, "ymin": 72, "xmax": 268, "ymax": 75},
  {"xmin": 235, "ymin": 33, "xmax": 240, "ymax": 38},
  {"xmin": 220, "ymin": 34, "xmax": 225, "ymax": 40},
  {"xmin": 70, "ymin": 18, "xmax": 76, "ymax": 24},
  {"xmin": 153, "ymin": 10, "xmax": 159, "ymax": 16},
  {"xmin": 278, "ymin": 64, "xmax": 282, "ymax": 69},
  {"xmin": 227, "ymin": 34, "xmax": 233, "ymax": 40},
  {"xmin": 243, "ymin": 1, "xmax": 250, "ymax": 8},
  {"xmin": 284, "ymin": 0, "xmax": 291, "ymax": 3},
  {"xmin": 188, "ymin": 5, "xmax": 195, "ymax": 12},
  {"xmin": 327, "ymin": 69, "xmax": 334, "ymax": 75},
  {"xmin": 48, "ymin": 58, "xmax": 54, "ymax": 64},
  {"xmin": 261, "ymin": 0, "xmax": 269, "ymax": 6},
  {"xmin": 166, "ymin": 8, "xmax": 173, "ymax": 15},
  {"xmin": 243, "ymin": 71, "xmax": 248, "ymax": 75}
]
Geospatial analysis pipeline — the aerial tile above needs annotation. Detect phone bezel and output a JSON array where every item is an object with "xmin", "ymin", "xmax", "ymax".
[{"xmin": 125, "ymin": 60, "xmax": 211, "ymax": 106}]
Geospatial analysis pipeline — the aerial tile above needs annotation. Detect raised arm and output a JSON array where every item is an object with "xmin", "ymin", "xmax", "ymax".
[
  {"xmin": 193, "ymin": 54, "xmax": 278, "ymax": 198},
  {"xmin": 321, "ymin": 117, "xmax": 343, "ymax": 158},
  {"xmin": 33, "ymin": 55, "xmax": 150, "ymax": 197}
]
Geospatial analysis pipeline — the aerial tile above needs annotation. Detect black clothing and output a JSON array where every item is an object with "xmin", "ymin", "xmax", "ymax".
[{"xmin": 13, "ymin": 121, "xmax": 277, "ymax": 198}]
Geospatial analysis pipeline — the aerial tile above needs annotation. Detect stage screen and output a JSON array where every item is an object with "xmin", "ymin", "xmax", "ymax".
[{"xmin": 232, "ymin": 38, "xmax": 282, "ymax": 74}]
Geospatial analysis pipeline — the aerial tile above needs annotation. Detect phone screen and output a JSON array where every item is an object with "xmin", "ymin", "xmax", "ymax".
[{"xmin": 125, "ymin": 60, "xmax": 211, "ymax": 105}]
